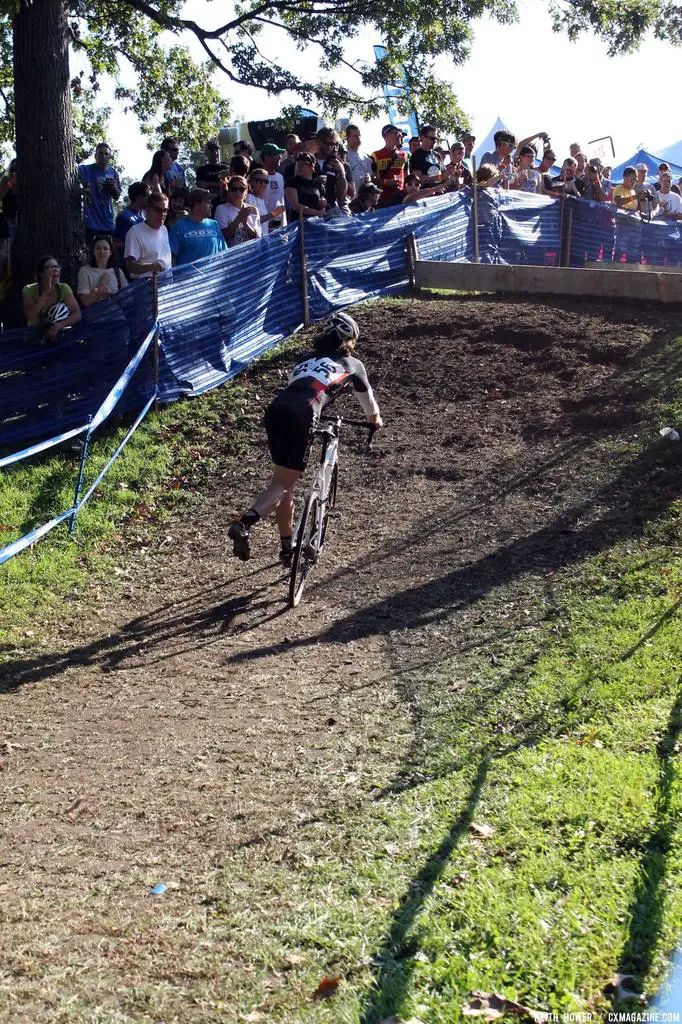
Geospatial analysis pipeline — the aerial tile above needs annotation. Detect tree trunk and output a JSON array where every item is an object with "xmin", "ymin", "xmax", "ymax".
[{"xmin": 12, "ymin": 0, "xmax": 82, "ymax": 293}]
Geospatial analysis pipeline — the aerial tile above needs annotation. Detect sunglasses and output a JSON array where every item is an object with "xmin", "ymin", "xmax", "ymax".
[
  {"xmin": 229, "ymin": 186, "xmax": 246, "ymax": 192},
  {"xmin": 424, "ymin": 135, "xmax": 437, "ymax": 141},
  {"xmin": 251, "ymin": 178, "xmax": 268, "ymax": 184}
]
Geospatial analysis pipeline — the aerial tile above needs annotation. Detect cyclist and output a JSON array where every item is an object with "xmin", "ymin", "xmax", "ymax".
[{"xmin": 228, "ymin": 311, "xmax": 382, "ymax": 564}]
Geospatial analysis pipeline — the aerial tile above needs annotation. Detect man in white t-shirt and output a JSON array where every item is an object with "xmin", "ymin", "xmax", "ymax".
[
  {"xmin": 260, "ymin": 144, "xmax": 287, "ymax": 230},
  {"xmin": 657, "ymin": 173, "xmax": 682, "ymax": 219},
  {"xmin": 345, "ymin": 124, "xmax": 373, "ymax": 190},
  {"xmin": 124, "ymin": 193, "xmax": 172, "ymax": 278}
]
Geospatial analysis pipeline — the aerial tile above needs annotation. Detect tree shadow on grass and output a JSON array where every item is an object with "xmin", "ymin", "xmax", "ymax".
[
  {"xmin": 358, "ymin": 756, "xmax": 491, "ymax": 1024},
  {"xmin": 358, "ymin": 602, "xmax": 682, "ymax": 1021},
  {"xmin": 615, "ymin": 681, "xmax": 682, "ymax": 997}
]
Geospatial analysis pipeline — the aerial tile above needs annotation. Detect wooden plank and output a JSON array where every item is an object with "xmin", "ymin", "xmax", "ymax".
[
  {"xmin": 584, "ymin": 261, "xmax": 682, "ymax": 275},
  {"xmin": 414, "ymin": 260, "xmax": 682, "ymax": 303}
]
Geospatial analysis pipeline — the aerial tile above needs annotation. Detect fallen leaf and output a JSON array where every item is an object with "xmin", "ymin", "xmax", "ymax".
[
  {"xmin": 462, "ymin": 991, "xmax": 549, "ymax": 1022},
  {"xmin": 282, "ymin": 952, "xmax": 304, "ymax": 968},
  {"xmin": 469, "ymin": 822, "xmax": 495, "ymax": 840},
  {"xmin": 312, "ymin": 975, "xmax": 341, "ymax": 1000}
]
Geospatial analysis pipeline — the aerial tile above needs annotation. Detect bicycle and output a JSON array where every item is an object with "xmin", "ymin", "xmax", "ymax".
[{"xmin": 288, "ymin": 414, "xmax": 376, "ymax": 608}]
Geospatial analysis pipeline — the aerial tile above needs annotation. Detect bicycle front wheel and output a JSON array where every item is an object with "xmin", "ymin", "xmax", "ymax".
[
  {"xmin": 288, "ymin": 492, "xmax": 321, "ymax": 608},
  {"xmin": 320, "ymin": 463, "xmax": 338, "ymax": 547}
]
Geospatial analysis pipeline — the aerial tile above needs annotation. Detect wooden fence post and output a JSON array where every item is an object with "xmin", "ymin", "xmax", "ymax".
[
  {"xmin": 152, "ymin": 271, "xmax": 160, "ymax": 407},
  {"xmin": 558, "ymin": 193, "xmax": 566, "ymax": 267},
  {"xmin": 564, "ymin": 206, "xmax": 574, "ymax": 269},
  {"xmin": 471, "ymin": 156, "xmax": 479, "ymax": 263},
  {"xmin": 299, "ymin": 210, "xmax": 310, "ymax": 327},
  {"xmin": 406, "ymin": 232, "xmax": 417, "ymax": 288}
]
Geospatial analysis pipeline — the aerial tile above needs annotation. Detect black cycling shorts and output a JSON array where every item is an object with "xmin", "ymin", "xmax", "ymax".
[{"xmin": 263, "ymin": 401, "xmax": 313, "ymax": 472}]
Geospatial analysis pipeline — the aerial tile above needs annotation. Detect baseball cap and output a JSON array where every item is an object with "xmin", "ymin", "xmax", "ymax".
[
  {"xmin": 359, "ymin": 182, "xmax": 381, "ymax": 194},
  {"xmin": 295, "ymin": 152, "xmax": 316, "ymax": 165},
  {"xmin": 261, "ymin": 142, "xmax": 285, "ymax": 156},
  {"xmin": 635, "ymin": 162, "xmax": 648, "ymax": 171},
  {"xmin": 206, "ymin": 139, "xmax": 220, "ymax": 151},
  {"xmin": 382, "ymin": 124, "xmax": 403, "ymax": 136}
]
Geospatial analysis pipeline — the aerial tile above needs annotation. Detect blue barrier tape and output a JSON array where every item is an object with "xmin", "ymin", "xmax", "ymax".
[
  {"xmin": 76, "ymin": 392, "xmax": 156, "ymax": 510},
  {"xmin": 0, "ymin": 325, "xmax": 157, "ymax": 568},
  {"xmin": 0, "ymin": 507, "xmax": 75, "ymax": 566},
  {"xmin": 89, "ymin": 323, "xmax": 157, "ymax": 432},
  {"xmin": 0, "ymin": 423, "xmax": 89, "ymax": 470}
]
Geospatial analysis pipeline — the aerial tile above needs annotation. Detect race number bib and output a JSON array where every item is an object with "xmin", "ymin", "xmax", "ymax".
[{"xmin": 290, "ymin": 358, "xmax": 345, "ymax": 386}]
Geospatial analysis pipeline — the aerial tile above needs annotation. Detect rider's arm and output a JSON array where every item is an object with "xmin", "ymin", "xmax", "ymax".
[{"xmin": 347, "ymin": 357, "xmax": 383, "ymax": 426}]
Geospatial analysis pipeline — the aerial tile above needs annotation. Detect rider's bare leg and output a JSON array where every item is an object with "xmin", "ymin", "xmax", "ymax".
[
  {"xmin": 249, "ymin": 465, "xmax": 301, "ymax": 522},
  {"xmin": 274, "ymin": 485, "xmax": 296, "ymax": 538}
]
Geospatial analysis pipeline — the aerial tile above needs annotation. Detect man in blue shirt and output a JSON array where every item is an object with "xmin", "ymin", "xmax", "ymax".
[
  {"xmin": 161, "ymin": 137, "xmax": 187, "ymax": 191},
  {"xmin": 168, "ymin": 188, "xmax": 227, "ymax": 265},
  {"xmin": 78, "ymin": 142, "xmax": 121, "ymax": 241},
  {"xmin": 113, "ymin": 181, "xmax": 151, "ymax": 266}
]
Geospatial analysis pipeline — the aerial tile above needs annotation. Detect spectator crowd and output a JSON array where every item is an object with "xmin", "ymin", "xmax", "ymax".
[{"xmin": 4, "ymin": 122, "xmax": 682, "ymax": 335}]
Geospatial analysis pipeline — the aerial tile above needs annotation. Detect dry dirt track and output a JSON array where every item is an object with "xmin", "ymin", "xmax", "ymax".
[{"xmin": 0, "ymin": 294, "xmax": 680, "ymax": 1021}]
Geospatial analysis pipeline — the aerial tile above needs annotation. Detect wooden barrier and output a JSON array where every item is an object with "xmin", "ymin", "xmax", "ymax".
[
  {"xmin": 584, "ymin": 261, "xmax": 682, "ymax": 275},
  {"xmin": 414, "ymin": 260, "xmax": 682, "ymax": 303}
]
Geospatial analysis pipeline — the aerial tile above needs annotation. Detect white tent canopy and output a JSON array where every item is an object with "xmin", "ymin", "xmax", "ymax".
[
  {"xmin": 473, "ymin": 117, "xmax": 512, "ymax": 164},
  {"xmin": 659, "ymin": 138, "xmax": 682, "ymax": 166}
]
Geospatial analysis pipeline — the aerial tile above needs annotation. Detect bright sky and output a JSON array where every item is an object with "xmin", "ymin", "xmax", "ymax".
[{"xmin": 107, "ymin": 0, "xmax": 679, "ymax": 177}]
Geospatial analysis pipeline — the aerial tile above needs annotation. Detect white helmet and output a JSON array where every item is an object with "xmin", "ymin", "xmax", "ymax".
[
  {"xmin": 45, "ymin": 301, "xmax": 71, "ymax": 324},
  {"xmin": 323, "ymin": 310, "xmax": 359, "ymax": 343}
]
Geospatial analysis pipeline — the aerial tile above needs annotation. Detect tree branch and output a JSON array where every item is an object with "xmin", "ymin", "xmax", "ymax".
[
  {"xmin": 251, "ymin": 14, "xmax": 368, "ymax": 77},
  {"xmin": 121, "ymin": 0, "xmax": 334, "ymax": 41}
]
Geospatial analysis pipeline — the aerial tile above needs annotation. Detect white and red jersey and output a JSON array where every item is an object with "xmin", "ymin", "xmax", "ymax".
[{"xmin": 281, "ymin": 354, "xmax": 380, "ymax": 418}]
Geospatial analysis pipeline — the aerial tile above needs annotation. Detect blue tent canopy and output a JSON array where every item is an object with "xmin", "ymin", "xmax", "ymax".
[{"xmin": 610, "ymin": 148, "xmax": 682, "ymax": 184}]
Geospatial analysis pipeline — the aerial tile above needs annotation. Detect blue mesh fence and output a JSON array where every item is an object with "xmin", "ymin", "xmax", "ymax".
[{"xmin": 3, "ymin": 189, "xmax": 682, "ymax": 453}]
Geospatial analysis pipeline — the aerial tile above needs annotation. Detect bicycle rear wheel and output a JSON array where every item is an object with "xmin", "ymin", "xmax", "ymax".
[{"xmin": 288, "ymin": 492, "xmax": 321, "ymax": 608}]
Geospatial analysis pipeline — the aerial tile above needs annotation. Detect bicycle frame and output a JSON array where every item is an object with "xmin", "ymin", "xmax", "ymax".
[
  {"xmin": 294, "ymin": 417, "xmax": 340, "ymax": 558},
  {"xmin": 288, "ymin": 414, "xmax": 374, "ymax": 607}
]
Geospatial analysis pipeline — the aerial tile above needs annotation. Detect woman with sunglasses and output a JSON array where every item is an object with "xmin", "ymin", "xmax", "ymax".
[
  {"xmin": 215, "ymin": 175, "xmax": 260, "ymax": 246},
  {"xmin": 77, "ymin": 235, "xmax": 128, "ymax": 307},
  {"xmin": 22, "ymin": 255, "xmax": 81, "ymax": 339}
]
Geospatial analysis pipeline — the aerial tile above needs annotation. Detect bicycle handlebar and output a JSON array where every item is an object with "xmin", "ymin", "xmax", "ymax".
[{"xmin": 318, "ymin": 415, "xmax": 378, "ymax": 446}]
